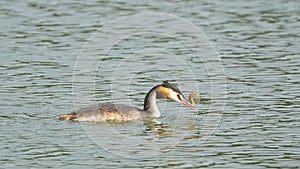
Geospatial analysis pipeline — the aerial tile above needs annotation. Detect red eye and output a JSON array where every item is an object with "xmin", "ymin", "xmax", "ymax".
[{"xmin": 177, "ymin": 94, "xmax": 182, "ymax": 100}]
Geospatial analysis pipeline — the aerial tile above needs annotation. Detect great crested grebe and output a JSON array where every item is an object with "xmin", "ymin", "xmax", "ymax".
[
  {"xmin": 59, "ymin": 81, "xmax": 197, "ymax": 122},
  {"xmin": 189, "ymin": 92, "xmax": 201, "ymax": 105}
]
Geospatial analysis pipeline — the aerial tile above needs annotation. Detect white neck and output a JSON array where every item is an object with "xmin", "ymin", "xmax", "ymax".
[{"xmin": 143, "ymin": 86, "xmax": 161, "ymax": 117}]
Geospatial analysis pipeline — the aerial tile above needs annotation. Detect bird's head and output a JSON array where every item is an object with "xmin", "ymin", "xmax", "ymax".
[{"xmin": 157, "ymin": 80, "xmax": 197, "ymax": 110}]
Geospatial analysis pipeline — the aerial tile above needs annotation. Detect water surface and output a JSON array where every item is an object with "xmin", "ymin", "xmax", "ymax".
[{"xmin": 0, "ymin": 0, "xmax": 299, "ymax": 168}]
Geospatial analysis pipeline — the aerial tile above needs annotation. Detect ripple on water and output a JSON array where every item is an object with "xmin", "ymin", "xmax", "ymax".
[{"xmin": 1, "ymin": 0, "xmax": 300, "ymax": 168}]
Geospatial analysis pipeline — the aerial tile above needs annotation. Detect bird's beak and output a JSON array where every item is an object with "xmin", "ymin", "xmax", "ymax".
[{"xmin": 181, "ymin": 97, "xmax": 197, "ymax": 110}]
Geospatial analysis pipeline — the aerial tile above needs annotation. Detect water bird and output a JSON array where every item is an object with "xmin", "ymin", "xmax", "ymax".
[
  {"xmin": 189, "ymin": 92, "xmax": 201, "ymax": 105},
  {"xmin": 59, "ymin": 81, "xmax": 197, "ymax": 122}
]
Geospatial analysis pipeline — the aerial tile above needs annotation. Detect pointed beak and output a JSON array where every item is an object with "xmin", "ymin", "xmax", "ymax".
[{"xmin": 181, "ymin": 98, "xmax": 197, "ymax": 110}]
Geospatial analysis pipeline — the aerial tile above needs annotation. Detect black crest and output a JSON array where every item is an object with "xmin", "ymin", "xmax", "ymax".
[{"xmin": 162, "ymin": 80, "xmax": 182, "ymax": 94}]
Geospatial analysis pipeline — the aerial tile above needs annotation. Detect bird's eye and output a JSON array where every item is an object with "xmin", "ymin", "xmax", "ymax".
[{"xmin": 177, "ymin": 94, "xmax": 182, "ymax": 101}]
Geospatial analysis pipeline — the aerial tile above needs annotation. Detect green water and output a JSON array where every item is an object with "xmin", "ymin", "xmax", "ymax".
[{"xmin": 0, "ymin": 0, "xmax": 299, "ymax": 168}]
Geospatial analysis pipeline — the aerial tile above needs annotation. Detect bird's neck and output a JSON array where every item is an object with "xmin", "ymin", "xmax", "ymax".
[{"xmin": 143, "ymin": 85, "xmax": 161, "ymax": 117}]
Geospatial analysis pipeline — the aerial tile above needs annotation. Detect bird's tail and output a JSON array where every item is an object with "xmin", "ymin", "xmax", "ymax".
[{"xmin": 58, "ymin": 112, "xmax": 77, "ymax": 121}]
